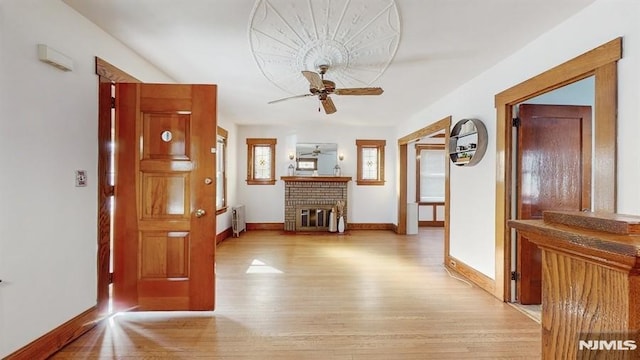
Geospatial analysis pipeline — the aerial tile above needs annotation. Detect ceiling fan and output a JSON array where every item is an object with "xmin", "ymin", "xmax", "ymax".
[
  {"xmin": 300, "ymin": 145, "xmax": 323, "ymax": 156},
  {"xmin": 268, "ymin": 64, "xmax": 384, "ymax": 114}
]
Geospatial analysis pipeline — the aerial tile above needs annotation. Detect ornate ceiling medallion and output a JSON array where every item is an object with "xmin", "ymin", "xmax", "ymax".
[{"xmin": 249, "ymin": 0, "xmax": 400, "ymax": 94}]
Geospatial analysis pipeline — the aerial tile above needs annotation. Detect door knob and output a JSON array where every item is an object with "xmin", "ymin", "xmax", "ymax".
[{"xmin": 195, "ymin": 209, "xmax": 206, "ymax": 218}]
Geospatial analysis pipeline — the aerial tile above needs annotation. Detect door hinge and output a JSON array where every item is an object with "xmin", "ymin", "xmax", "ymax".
[
  {"xmin": 108, "ymin": 185, "xmax": 115, "ymax": 197},
  {"xmin": 110, "ymin": 96, "xmax": 116, "ymax": 109},
  {"xmin": 512, "ymin": 117, "xmax": 521, "ymax": 127},
  {"xmin": 108, "ymin": 272, "xmax": 114, "ymax": 284},
  {"xmin": 510, "ymin": 271, "xmax": 520, "ymax": 281}
]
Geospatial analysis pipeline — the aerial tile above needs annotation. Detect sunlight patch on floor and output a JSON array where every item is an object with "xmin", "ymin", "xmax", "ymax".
[
  {"xmin": 321, "ymin": 245, "xmax": 419, "ymax": 271},
  {"xmin": 319, "ymin": 245, "xmax": 442, "ymax": 286},
  {"xmin": 246, "ymin": 259, "xmax": 283, "ymax": 274}
]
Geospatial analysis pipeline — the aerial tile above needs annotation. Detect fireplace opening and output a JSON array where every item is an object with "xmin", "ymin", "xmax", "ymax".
[{"xmin": 296, "ymin": 206, "xmax": 334, "ymax": 231}]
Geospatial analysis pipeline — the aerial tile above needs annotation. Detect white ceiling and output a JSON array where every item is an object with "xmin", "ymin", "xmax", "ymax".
[{"xmin": 63, "ymin": 0, "xmax": 596, "ymax": 127}]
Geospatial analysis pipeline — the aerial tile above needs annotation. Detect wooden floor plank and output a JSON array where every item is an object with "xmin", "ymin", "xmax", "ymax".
[{"xmin": 52, "ymin": 229, "xmax": 540, "ymax": 359}]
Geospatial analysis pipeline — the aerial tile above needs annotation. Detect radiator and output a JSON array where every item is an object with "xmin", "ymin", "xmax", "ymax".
[{"xmin": 232, "ymin": 205, "xmax": 246, "ymax": 237}]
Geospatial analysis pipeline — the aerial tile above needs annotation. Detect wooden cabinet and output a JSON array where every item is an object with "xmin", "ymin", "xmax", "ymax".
[
  {"xmin": 449, "ymin": 118, "xmax": 487, "ymax": 166},
  {"xmin": 509, "ymin": 211, "xmax": 640, "ymax": 359}
]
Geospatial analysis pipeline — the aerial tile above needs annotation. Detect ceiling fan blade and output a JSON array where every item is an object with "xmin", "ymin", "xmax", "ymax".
[
  {"xmin": 334, "ymin": 87, "xmax": 384, "ymax": 96},
  {"xmin": 321, "ymin": 96, "xmax": 337, "ymax": 114},
  {"xmin": 268, "ymin": 93, "xmax": 314, "ymax": 104},
  {"xmin": 302, "ymin": 71, "xmax": 325, "ymax": 90}
]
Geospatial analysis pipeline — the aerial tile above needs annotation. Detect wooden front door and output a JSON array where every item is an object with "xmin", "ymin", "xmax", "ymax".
[
  {"xmin": 113, "ymin": 83, "xmax": 217, "ymax": 311},
  {"xmin": 516, "ymin": 104, "xmax": 591, "ymax": 305}
]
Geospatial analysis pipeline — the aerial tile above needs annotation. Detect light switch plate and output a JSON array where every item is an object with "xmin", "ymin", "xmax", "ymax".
[{"xmin": 75, "ymin": 170, "xmax": 87, "ymax": 187}]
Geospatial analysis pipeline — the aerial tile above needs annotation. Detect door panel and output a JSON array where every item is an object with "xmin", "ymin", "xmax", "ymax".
[
  {"xmin": 143, "ymin": 113, "xmax": 189, "ymax": 159},
  {"xmin": 114, "ymin": 83, "xmax": 216, "ymax": 311},
  {"xmin": 516, "ymin": 104, "xmax": 591, "ymax": 305},
  {"xmin": 141, "ymin": 173, "xmax": 189, "ymax": 218}
]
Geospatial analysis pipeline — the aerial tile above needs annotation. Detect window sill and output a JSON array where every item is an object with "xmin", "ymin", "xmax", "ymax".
[
  {"xmin": 356, "ymin": 180, "xmax": 385, "ymax": 186},
  {"xmin": 246, "ymin": 179, "xmax": 276, "ymax": 185}
]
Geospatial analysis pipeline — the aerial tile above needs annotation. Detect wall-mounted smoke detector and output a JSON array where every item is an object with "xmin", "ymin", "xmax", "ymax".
[{"xmin": 37, "ymin": 44, "xmax": 74, "ymax": 72}]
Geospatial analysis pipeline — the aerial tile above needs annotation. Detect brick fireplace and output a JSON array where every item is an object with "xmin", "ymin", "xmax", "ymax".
[{"xmin": 281, "ymin": 176, "xmax": 351, "ymax": 232}]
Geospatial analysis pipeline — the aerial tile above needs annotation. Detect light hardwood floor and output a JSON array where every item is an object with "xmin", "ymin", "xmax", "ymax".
[{"xmin": 52, "ymin": 229, "xmax": 541, "ymax": 359}]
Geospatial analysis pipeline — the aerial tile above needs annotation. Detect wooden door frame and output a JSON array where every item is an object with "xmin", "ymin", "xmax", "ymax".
[
  {"xmin": 397, "ymin": 116, "xmax": 451, "ymax": 261},
  {"xmin": 95, "ymin": 57, "xmax": 140, "ymax": 314},
  {"xmin": 494, "ymin": 38, "xmax": 621, "ymax": 301}
]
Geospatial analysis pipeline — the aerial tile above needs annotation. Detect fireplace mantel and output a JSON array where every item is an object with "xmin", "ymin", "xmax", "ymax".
[{"xmin": 280, "ymin": 176, "xmax": 352, "ymax": 183}]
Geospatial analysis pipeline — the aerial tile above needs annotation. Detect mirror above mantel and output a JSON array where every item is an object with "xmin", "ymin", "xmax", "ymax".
[{"xmin": 295, "ymin": 143, "xmax": 338, "ymax": 176}]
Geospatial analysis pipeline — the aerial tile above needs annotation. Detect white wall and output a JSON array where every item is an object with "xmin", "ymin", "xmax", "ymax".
[
  {"xmin": 0, "ymin": 0, "xmax": 174, "ymax": 357},
  {"xmin": 396, "ymin": 0, "xmax": 640, "ymax": 279},
  {"xmin": 236, "ymin": 124, "xmax": 397, "ymax": 225}
]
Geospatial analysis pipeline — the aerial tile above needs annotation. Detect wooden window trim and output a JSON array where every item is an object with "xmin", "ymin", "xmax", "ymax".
[
  {"xmin": 415, "ymin": 144, "xmax": 445, "ymax": 203},
  {"xmin": 246, "ymin": 138, "xmax": 277, "ymax": 185},
  {"xmin": 216, "ymin": 126, "xmax": 228, "ymax": 214},
  {"xmin": 356, "ymin": 139, "xmax": 386, "ymax": 186}
]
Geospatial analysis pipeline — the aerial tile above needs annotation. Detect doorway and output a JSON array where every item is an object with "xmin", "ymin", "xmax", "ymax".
[
  {"xmin": 495, "ymin": 38, "xmax": 621, "ymax": 301},
  {"xmin": 514, "ymin": 103, "xmax": 592, "ymax": 305},
  {"xmin": 95, "ymin": 59, "xmax": 218, "ymax": 313},
  {"xmin": 415, "ymin": 142, "xmax": 446, "ymax": 228},
  {"xmin": 113, "ymin": 83, "xmax": 217, "ymax": 311},
  {"xmin": 397, "ymin": 116, "xmax": 451, "ymax": 266}
]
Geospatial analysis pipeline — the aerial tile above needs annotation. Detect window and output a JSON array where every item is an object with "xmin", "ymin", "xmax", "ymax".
[
  {"xmin": 216, "ymin": 126, "xmax": 228, "ymax": 214},
  {"xmin": 416, "ymin": 144, "xmax": 445, "ymax": 202},
  {"xmin": 356, "ymin": 139, "xmax": 385, "ymax": 185},
  {"xmin": 246, "ymin": 138, "xmax": 277, "ymax": 185}
]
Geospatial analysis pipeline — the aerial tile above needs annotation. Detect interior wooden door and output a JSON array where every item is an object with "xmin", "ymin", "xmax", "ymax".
[
  {"xmin": 113, "ymin": 83, "xmax": 217, "ymax": 311},
  {"xmin": 516, "ymin": 104, "xmax": 591, "ymax": 305}
]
